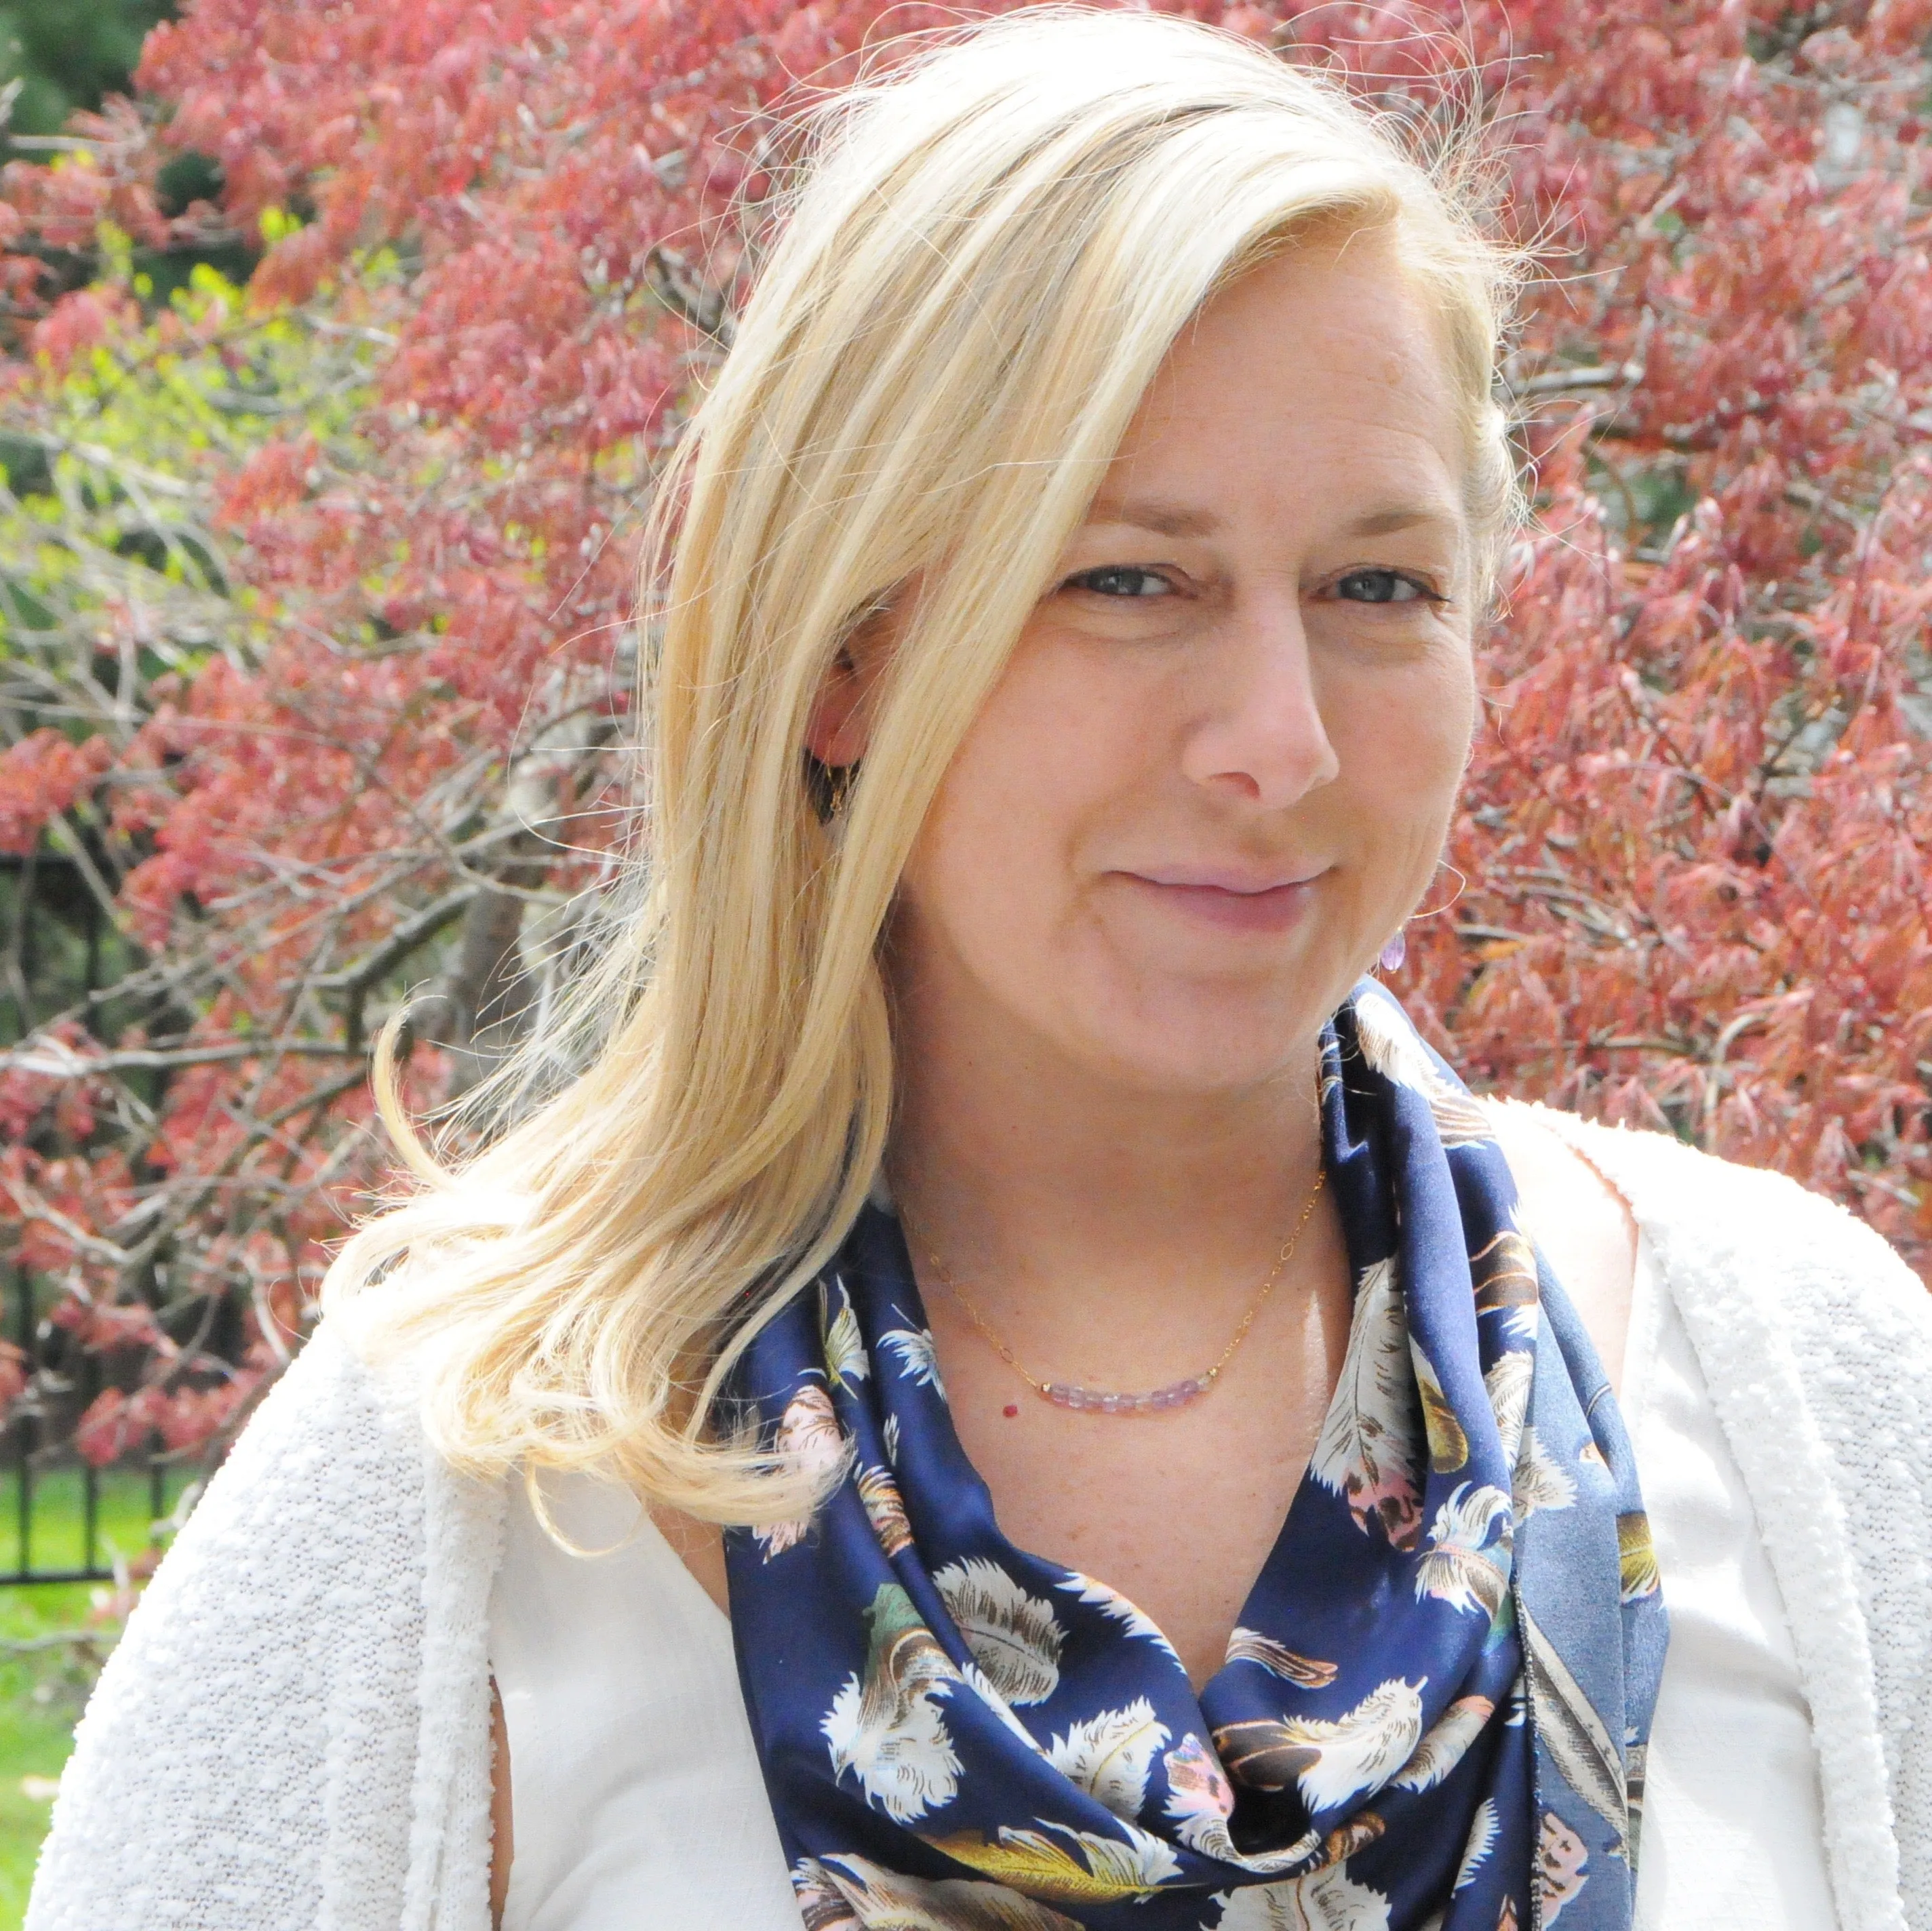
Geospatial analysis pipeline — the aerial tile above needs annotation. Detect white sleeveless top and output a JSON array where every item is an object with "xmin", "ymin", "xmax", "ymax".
[{"xmin": 489, "ymin": 1235, "xmax": 1840, "ymax": 1931}]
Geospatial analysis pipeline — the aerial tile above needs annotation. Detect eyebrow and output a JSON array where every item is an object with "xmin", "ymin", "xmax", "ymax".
[
  {"xmin": 1084, "ymin": 497, "xmax": 1463, "ymax": 539},
  {"xmin": 1348, "ymin": 504, "xmax": 1461, "ymax": 536},
  {"xmin": 1084, "ymin": 498, "xmax": 1220, "ymax": 538}
]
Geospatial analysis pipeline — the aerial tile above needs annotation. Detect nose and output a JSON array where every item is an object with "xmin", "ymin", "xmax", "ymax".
[{"xmin": 1178, "ymin": 592, "xmax": 1340, "ymax": 809}]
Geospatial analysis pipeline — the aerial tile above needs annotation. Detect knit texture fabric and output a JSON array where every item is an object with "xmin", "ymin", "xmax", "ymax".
[
  {"xmin": 25, "ymin": 1325, "xmax": 506, "ymax": 1931},
  {"xmin": 1531, "ymin": 1109, "xmax": 1932, "ymax": 1931},
  {"xmin": 24, "ymin": 1115, "xmax": 1932, "ymax": 1931}
]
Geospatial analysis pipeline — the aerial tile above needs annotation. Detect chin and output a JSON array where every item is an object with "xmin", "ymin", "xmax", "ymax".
[
  {"xmin": 1093, "ymin": 1038, "xmax": 1311, "ymax": 1099},
  {"xmin": 1073, "ymin": 999, "xmax": 1328, "ymax": 1098},
  {"xmin": 1055, "ymin": 942, "xmax": 1361, "ymax": 1090}
]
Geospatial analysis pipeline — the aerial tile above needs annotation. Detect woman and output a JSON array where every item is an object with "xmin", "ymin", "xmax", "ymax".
[{"xmin": 28, "ymin": 12, "xmax": 1932, "ymax": 1931}]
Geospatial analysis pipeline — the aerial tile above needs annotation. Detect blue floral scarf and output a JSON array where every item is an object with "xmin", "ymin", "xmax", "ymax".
[{"xmin": 725, "ymin": 983, "xmax": 1668, "ymax": 1931}]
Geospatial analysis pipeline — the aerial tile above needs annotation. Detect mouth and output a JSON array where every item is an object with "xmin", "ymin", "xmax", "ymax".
[{"xmin": 1116, "ymin": 866, "xmax": 1328, "ymax": 935}]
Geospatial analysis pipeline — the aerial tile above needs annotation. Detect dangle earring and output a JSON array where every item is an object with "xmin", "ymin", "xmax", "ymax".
[
  {"xmin": 1379, "ymin": 864, "xmax": 1466, "ymax": 974},
  {"xmin": 806, "ymin": 753, "xmax": 859, "ymax": 825}
]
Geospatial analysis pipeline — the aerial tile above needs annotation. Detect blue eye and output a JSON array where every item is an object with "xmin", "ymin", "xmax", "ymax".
[
  {"xmin": 1067, "ymin": 567, "xmax": 1172, "ymax": 598},
  {"xmin": 1335, "ymin": 568, "xmax": 1436, "ymax": 605}
]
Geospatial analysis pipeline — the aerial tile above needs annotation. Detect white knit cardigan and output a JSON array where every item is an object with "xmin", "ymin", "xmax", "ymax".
[{"xmin": 25, "ymin": 1113, "xmax": 1932, "ymax": 1931}]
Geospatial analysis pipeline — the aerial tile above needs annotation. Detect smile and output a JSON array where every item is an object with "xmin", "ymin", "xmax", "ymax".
[{"xmin": 1117, "ymin": 868, "xmax": 1327, "ymax": 934}]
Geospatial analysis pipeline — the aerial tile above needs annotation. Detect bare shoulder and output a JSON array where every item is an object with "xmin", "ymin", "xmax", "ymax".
[{"xmin": 1484, "ymin": 1098, "xmax": 1638, "ymax": 1392}]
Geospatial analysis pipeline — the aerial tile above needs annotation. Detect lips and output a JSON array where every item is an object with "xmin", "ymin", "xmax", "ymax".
[
  {"xmin": 1116, "ymin": 867, "xmax": 1327, "ymax": 935},
  {"xmin": 1131, "ymin": 866, "xmax": 1328, "ymax": 894}
]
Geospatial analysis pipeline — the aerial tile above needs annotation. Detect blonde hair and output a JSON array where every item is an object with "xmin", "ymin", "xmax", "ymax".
[{"xmin": 332, "ymin": 5, "xmax": 1523, "ymax": 1523}]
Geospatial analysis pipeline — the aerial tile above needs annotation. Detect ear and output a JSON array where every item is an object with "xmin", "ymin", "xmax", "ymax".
[
  {"xmin": 804, "ymin": 610, "xmax": 891, "ymax": 768},
  {"xmin": 804, "ymin": 650, "xmax": 869, "ymax": 768}
]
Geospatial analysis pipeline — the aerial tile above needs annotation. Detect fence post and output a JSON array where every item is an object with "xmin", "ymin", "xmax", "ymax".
[{"xmin": 15, "ymin": 1259, "xmax": 33, "ymax": 1578}]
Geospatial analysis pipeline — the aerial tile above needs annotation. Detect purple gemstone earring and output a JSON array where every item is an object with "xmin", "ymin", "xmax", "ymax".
[{"xmin": 1379, "ymin": 928, "xmax": 1407, "ymax": 973}]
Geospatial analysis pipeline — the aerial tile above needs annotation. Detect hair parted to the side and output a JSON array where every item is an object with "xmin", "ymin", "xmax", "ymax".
[{"xmin": 330, "ymin": 5, "xmax": 1526, "ymax": 1525}]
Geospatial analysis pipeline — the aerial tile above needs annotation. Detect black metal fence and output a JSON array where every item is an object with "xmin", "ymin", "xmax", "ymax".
[
  {"xmin": 0, "ymin": 1444, "xmax": 170, "ymax": 1589},
  {"xmin": 0, "ymin": 1267, "xmax": 186, "ymax": 1588},
  {"xmin": 3, "ymin": 851, "xmax": 190, "ymax": 1585}
]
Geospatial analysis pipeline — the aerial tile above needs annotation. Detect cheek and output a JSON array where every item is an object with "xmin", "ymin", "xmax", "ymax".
[
  {"xmin": 1324, "ymin": 648, "xmax": 1474, "ymax": 914},
  {"xmin": 1348, "ymin": 650, "xmax": 1474, "ymax": 808},
  {"xmin": 902, "ymin": 635, "xmax": 1144, "ymax": 938}
]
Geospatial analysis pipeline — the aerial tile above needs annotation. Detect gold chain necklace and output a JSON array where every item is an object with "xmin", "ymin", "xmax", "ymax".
[{"xmin": 904, "ymin": 1162, "xmax": 1327, "ymax": 1416}]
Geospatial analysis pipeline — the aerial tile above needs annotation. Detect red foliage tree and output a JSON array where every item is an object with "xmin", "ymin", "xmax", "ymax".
[{"xmin": 0, "ymin": 0, "xmax": 1927, "ymax": 1479}]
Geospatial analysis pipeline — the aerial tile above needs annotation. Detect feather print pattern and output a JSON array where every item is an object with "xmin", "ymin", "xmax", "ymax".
[
  {"xmin": 728, "ymin": 989, "xmax": 1665, "ymax": 1931},
  {"xmin": 930, "ymin": 1822, "xmax": 1183, "ymax": 1903},
  {"xmin": 1319, "ymin": 1813, "xmax": 1385, "ymax": 1864},
  {"xmin": 934, "ymin": 1559, "xmax": 1065, "ymax": 1707},
  {"xmin": 806, "ymin": 1852, "xmax": 1083, "ymax": 1929},
  {"xmin": 1161, "ymin": 1734, "xmax": 1236, "ymax": 1852},
  {"xmin": 1520, "ymin": 1607, "xmax": 1628, "ymax": 1852},
  {"xmin": 823, "ymin": 1584, "xmax": 962, "ymax": 1823},
  {"xmin": 1213, "ymin": 1678, "xmax": 1427, "ymax": 1812},
  {"xmin": 1514, "ymin": 1427, "xmax": 1578, "ymax": 1519},
  {"xmin": 1225, "ymin": 1627, "xmax": 1339, "ymax": 1689},
  {"xmin": 1483, "ymin": 1348, "xmax": 1535, "ymax": 1467},
  {"xmin": 1349, "ymin": 988, "xmax": 1494, "ymax": 1149},
  {"xmin": 755, "ymin": 1385, "xmax": 847, "ymax": 1558},
  {"xmin": 821, "ymin": 1280, "xmax": 871, "ymax": 1395},
  {"xmin": 1414, "ymin": 1484, "xmax": 1512, "ymax": 1618},
  {"xmin": 1309, "ymin": 1259, "xmax": 1423, "ymax": 1547},
  {"xmin": 1162, "ymin": 1734, "xmax": 1320, "ymax": 1876},
  {"xmin": 1047, "ymin": 1698, "xmax": 1170, "ymax": 1821},
  {"xmin": 882, "ymin": 1322, "xmax": 947, "ymax": 1397},
  {"xmin": 859, "ymin": 1465, "xmax": 913, "ymax": 1558},
  {"xmin": 1469, "ymin": 1229, "xmax": 1539, "ymax": 1317},
  {"xmin": 1414, "ymin": 1346, "xmax": 1471, "ymax": 1473},
  {"xmin": 961, "ymin": 1660, "xmax": 1048, "ymax": 1754},
  {"xmin": 1454, "ymin": 1799, "xmax": 1499, "ymax": 1892},
  {"xmin": 1214, "ymin": 1865, "xmax": 1394, "ymax": 1930},
  {"xmin": 1054, "ymin": 1574, "xmax": 1181, "ymax": 1660},
  {"xmin": 1535, "ymin": 1812, "xmax": 1590, "ymax": 1926},
  {"xmin": 1617, "ymin": 1513, "xmax": 1660, "ymax": 1601},
  {"xmin": 1391, "ymin": 1694, "xmax": 1495, "ymax": 1792},
  {"xmin": 791, "ymin": 1856, "xmax": 859, "ymax": 1931},
  {"xmin": 1625, "ymin": 1742, "xmax": 1649, "ymax": 1866}
]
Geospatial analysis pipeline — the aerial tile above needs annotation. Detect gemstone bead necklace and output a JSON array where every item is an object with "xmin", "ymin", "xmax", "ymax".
[{"xmin": 905, "ymin": 1161, "xmax": 1327, "ymax": 1416}]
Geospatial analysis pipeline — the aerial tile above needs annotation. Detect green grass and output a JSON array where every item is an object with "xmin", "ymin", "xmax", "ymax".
[
  {"xmin": 0, "ymin": 1465, "xmax": 192, "ymax": 1578},
  {"xmin": 0, "ymin": 1466, "xmax": 190, "ymax": 1928},
  {"xmin": 0, "ymin": 1584, "xmax": 107, "ymax": 1930}
]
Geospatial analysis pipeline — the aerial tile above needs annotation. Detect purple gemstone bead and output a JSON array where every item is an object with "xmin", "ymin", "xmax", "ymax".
[{"xmin": 1039, "ymin": 1376, "xmax": 1223, "ymax": 1415}]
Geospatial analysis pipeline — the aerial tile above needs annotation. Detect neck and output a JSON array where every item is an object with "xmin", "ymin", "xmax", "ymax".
[{"xmin": 885, "ymin": 975, "xmax": 1327, "ymax": 1351}]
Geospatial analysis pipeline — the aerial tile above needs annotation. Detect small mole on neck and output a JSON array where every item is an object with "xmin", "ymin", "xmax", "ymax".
[{"xmin": 1002, "ymin": 1404, "xmax": 1020, "ymax": 1418}]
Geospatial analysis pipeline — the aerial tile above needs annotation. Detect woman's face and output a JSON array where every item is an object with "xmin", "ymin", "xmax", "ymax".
[{"xmin": 887, "ymin": 238, "xmax": 1480, "ymax": 1096}]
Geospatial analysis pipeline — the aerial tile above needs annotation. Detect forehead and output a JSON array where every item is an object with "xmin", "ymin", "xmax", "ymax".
[{"xmin": 1105, "ymin": 237, "xmax": 1467, "ymax": 530}]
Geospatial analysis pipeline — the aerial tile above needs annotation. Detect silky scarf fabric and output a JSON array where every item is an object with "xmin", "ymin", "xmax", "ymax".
[{"xmin": 725, "ymin": 983, "xmax": 1667, "ymax": 1931}]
